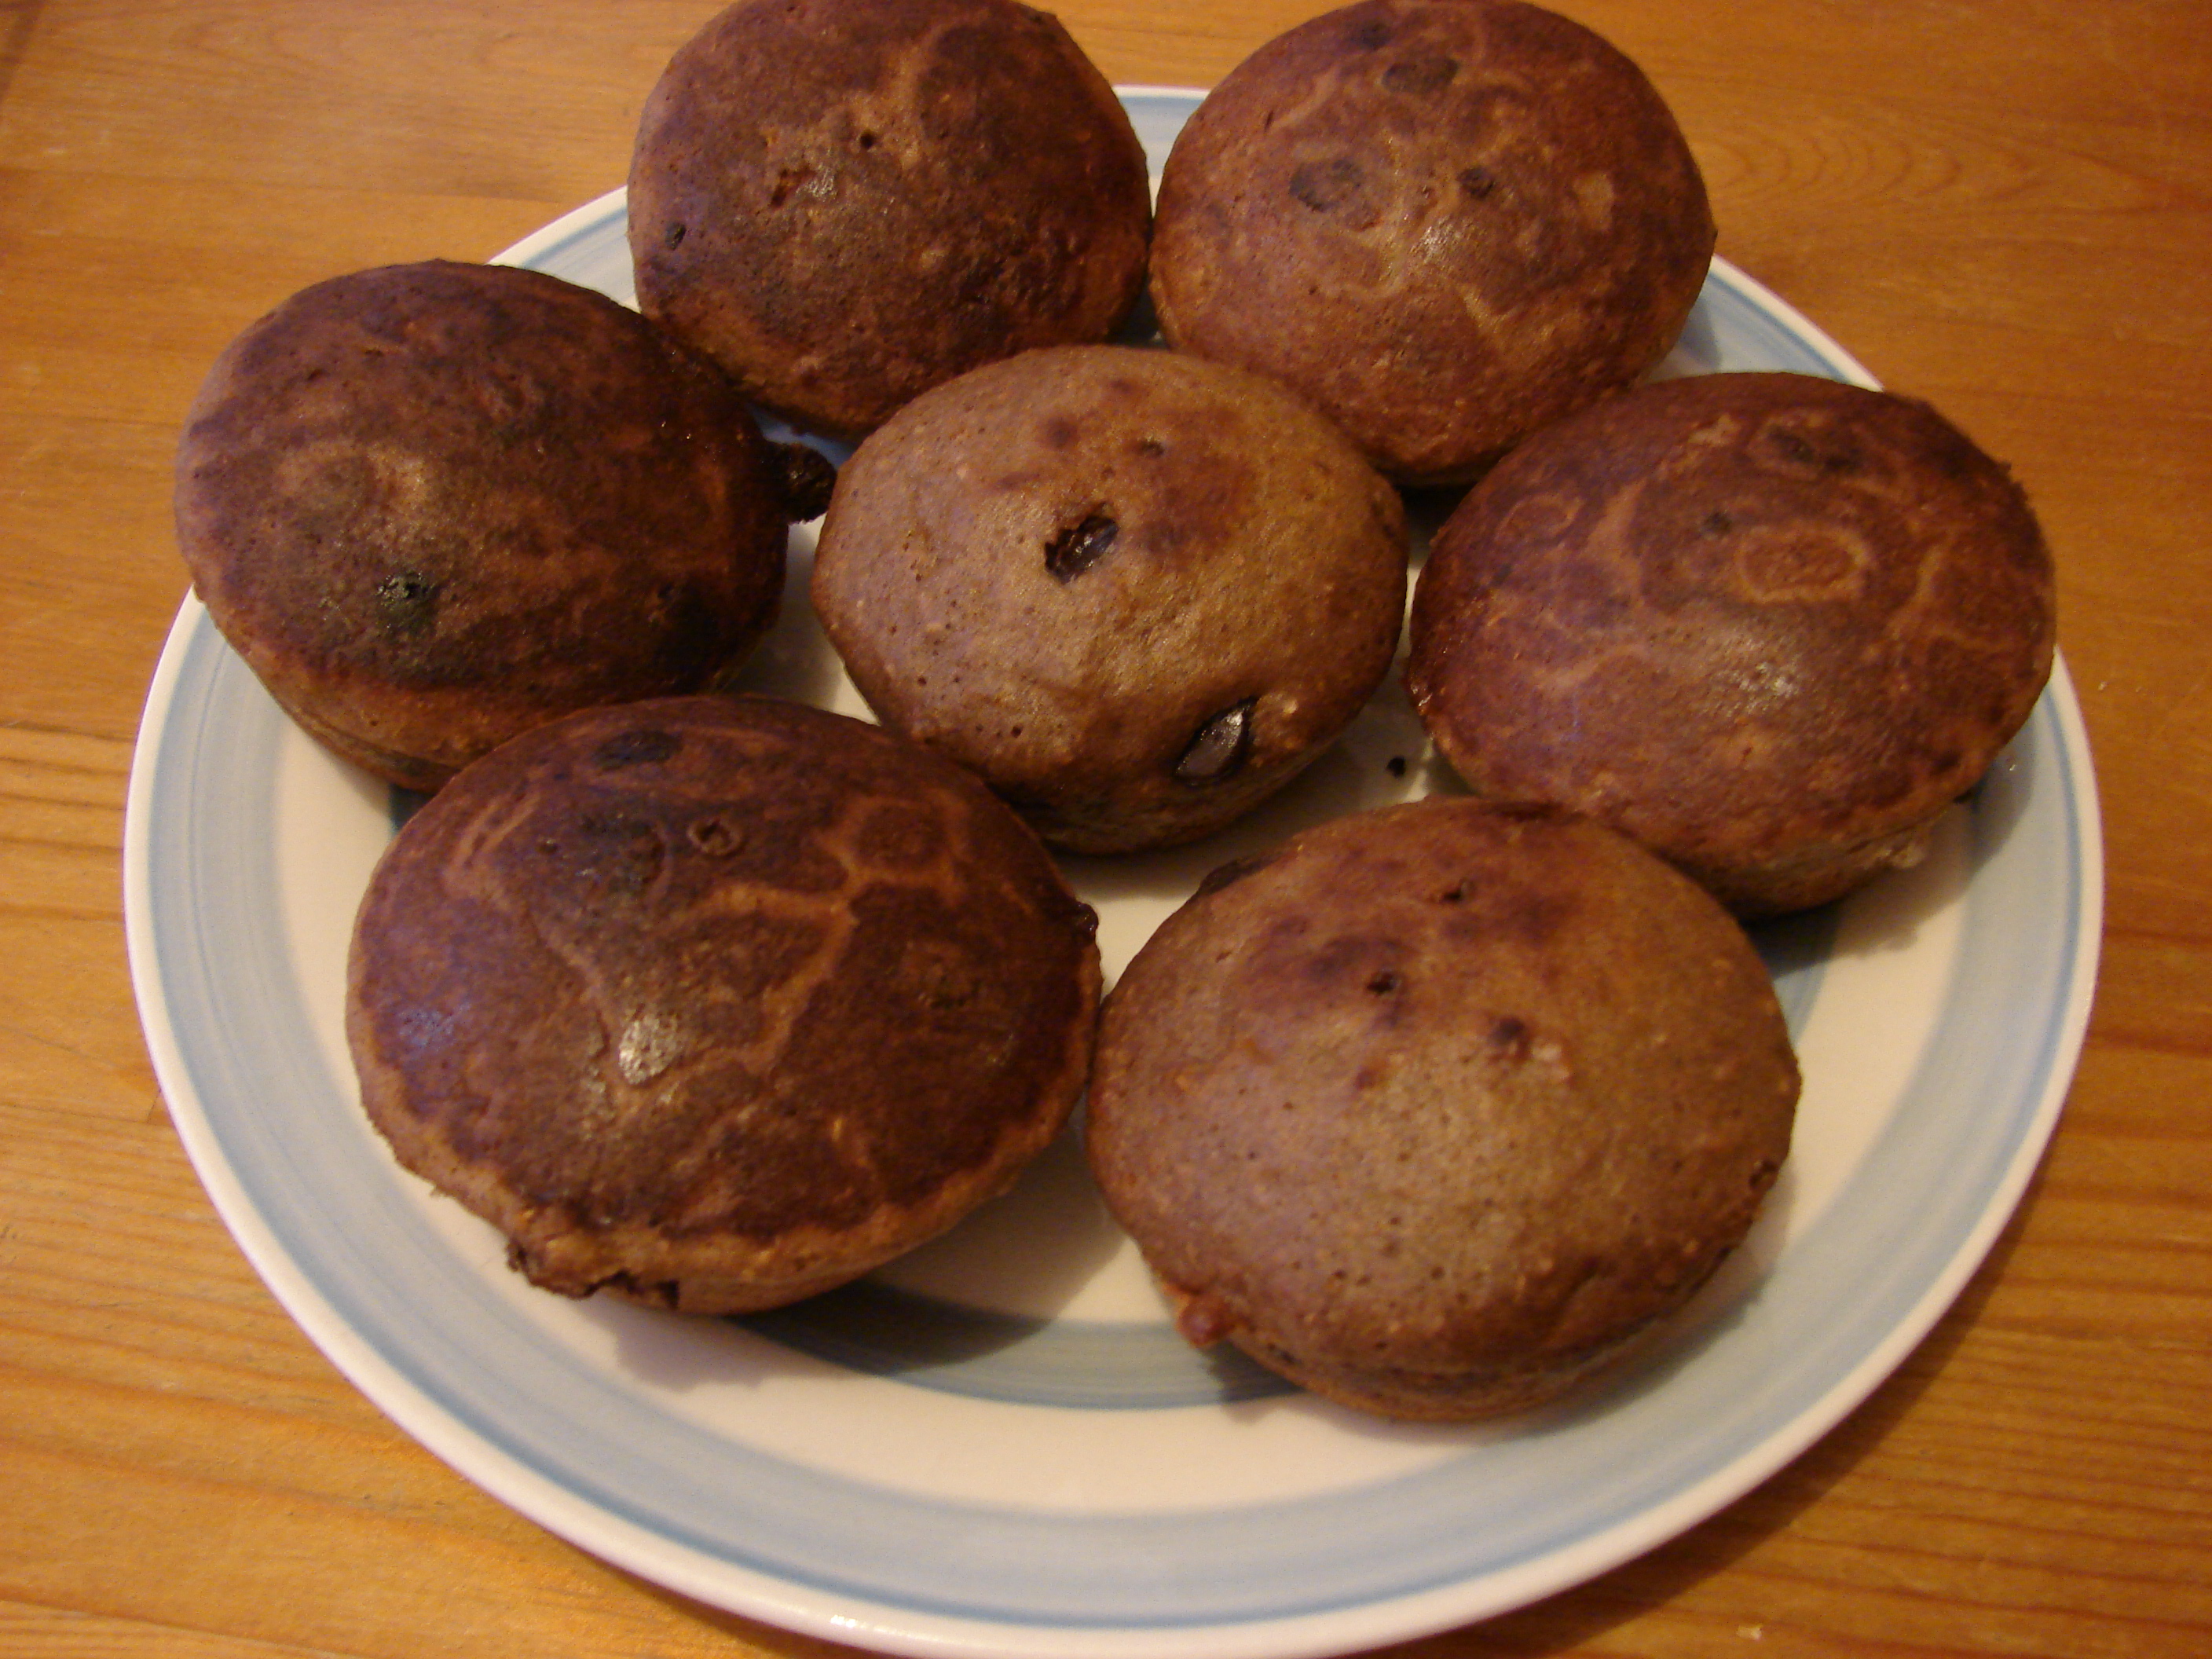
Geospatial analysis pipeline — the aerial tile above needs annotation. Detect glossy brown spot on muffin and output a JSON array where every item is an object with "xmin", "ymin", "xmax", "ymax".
[
  {"xmin": 1382, "ymin": 52, "xmax": 1458, "ymax": 93},
  {"xmin": 1174, "ymin": 698, "xmax": 1258, "ymax": 784},
  {"xmin": 1196, "ymin": 850, "xmax": 1282, "ymax": 898},
  {"xmin": 772, "ymin": 439, "xmax": 838, "ymax": 522},
  {"xmin": 374, "ymin": 569, "xmax": 439, "ymax": 635},
  {"xmin": 594, "ymin": 728, "xmax": 682, "ymax": 771},
  {"xmin": 1045, "ymin": 512, "xmax": 1119, "ymax": 581},
  {"xmin": 1289, "ymin": 157, "xmax": 1367, "ymax": 213}
]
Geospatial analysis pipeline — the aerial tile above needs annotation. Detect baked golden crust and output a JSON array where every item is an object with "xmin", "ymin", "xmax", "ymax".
[
  {"xmin": 1149, "ymin": 0, "xmax": 1714, "ymax": 485},
  {"xmin": 628, "ymin": 0, "xmax": 1152, "ymax": 441},
  {"xmin": 1406, "ymin": 372, "xmax": 2057, "ymax": 914},
  {"xmin": 1085, "ymin": 800, "xmax": 1798, "ymax": 1421},
  {"xmin": 346, "ymin": 695, "xmax": 1101, "ymax": 1315},
  {"xmin": 811, "ymin": 344, "xmax": 1408, "ymax": 853},
  {"xmin": 174, "ymin": 260, "xmax": 793, "ymax": 793}
]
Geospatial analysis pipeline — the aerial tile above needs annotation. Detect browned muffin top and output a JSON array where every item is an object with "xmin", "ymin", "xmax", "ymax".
[
  {"xmin": 1407, "ymin": 372, "xmax": 2057, "ymax": 914},
  {"xmin": 627, "ymin": 0, "xmax": 1152, "ymax": 441},
  {"xmin": 1086, "ymin": 799, "xmax": 1799, "ymax": 1421},
  {"xmin": 174, "ymin": 260, "xmax": 794, "ymax": 793},
  {"xmin": 1149, "ymin": 0, "xmax": 1715, "ymax": 485},
  {"xmin": 811, "ymin": 345, "xmax": 1408, "ymax": 853},
  {"xmin": 346, "ymin": 694, "xmax": 1101, "ymax": 1315}
]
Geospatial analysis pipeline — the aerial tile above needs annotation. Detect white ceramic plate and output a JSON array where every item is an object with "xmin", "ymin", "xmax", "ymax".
[{"xmin": 126, "ymin": 89, "xmax": 2101, "ymax": 1659}]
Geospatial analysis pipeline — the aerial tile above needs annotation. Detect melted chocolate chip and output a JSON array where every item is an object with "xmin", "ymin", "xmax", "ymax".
[
  {"xmin": 1196, "ymin": 850, "xmax": 1278, "ymax": 898},
  {"xmin": 664, "ymin": 222, "xmax": 687, "ymax": 250},
  {"xmin": 1046, "ymin": 513, "xmax": 1118, "ymax": 581},
  {"xmin": 592, "ymin": 729, "xmax": 681, "ymax": 771},
  {"xmin": 773, "ymin": 440, "xmax": 837, "ymax": 522},
  {"xmin": 1174, "ymin": 698, "xmax": 1257, "ymax": 785},
  {"xmin": 1769, "ymin": 427, "xmax": 1818, "ymax": 466},
  {"xmin": 1290, "ymin": 158, "xmax": 1364, "ymax": 213},
  {"xmin": 374, "ymin": 570, "xmax": 438, "ymax": 635},
  {"xmin": 1459, "ymin": 166, "xmax": 1496, "ymax": 200},
  {"xmin": 1383, "ymin": 53, "xmax": 1458, "ymax": 94},
  {"xmin": 1487, "ymin": 1016, "xmax": 1533, "ymax": 1063}
]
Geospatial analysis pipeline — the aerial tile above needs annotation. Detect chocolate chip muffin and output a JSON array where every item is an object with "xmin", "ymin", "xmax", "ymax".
[
  {"xmin": 346, "ymin": 694, "xmax": 1101, "ymax": 1316},
  {"xmin": 628, "ymin": 0, "xmax": 1152, "ymax": 441},
  {"xmin": 1086, "ymin": 798, "xmax": 1799, "ymax": 1422},
  {"xmin": 1407, "ymin": 372, "xmax": 2058, "ymax": 915},
  {"xmin": 811, "ymin": 344, "xmax": 1408, "ymax": 854},
  {"xmin": 175, "ymin": 260, "xmax": 808, "ymax": 793},
  {"xmin": 1149, "ymin": 0, "xmax": 1714, "ymax": 485}
]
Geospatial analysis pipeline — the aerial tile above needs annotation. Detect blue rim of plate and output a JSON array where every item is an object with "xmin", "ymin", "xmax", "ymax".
[{"xmin": 124, "ymin": 88, "xmax": 2103, "ymax": 1659}]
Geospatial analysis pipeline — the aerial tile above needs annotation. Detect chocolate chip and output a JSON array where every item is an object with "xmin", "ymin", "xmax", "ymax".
[
  {"xmin": 1349, "ymin": 19, "xmax": 1393, "ymax": 49},
  {"xmin": 1487, "ymin": 1016, "xmax": 1533, "ymax": 1062},
  {"xmin": 1702, "ymin": 509, "xmax": 1734, "ymax": 535},
  {"xmin": 1045, "ymin": 513, "xmax": 1117, "ymax": 581},
  {"xmin": 1366, "ymin": 970, "xmax": 1403, "ymax": 996},
  {"xmin": 1386, "ymin": 755, "xmax": 1408, "ymax": 778},
  {"xmin": 772, "ymin": 439, "xmax": 837, "ymax": 522},
  {"xmin": 663, "ymin": 222, "xmax": 686, "ymax": 249},
  {"xmin": 373, "ymin": 569, "xmax": 438, "ymax": 635},
  {"xmin": 1382, "ymin": 53, "xmax": 1457, "ymax": 94},
  {"xmin": 1290, "ymin": 158, "xmax": 1364, "ymax": 213},
  {"xmin": 1769, "ymin": 427, "xmax": 1818, "ymax": 466},
  {"xmin": 592, "ymin": 729, "xmax": 680, "ymax": 771},
  {"xmin": 1175, "ymin": 698, "xmax": 1257, "ymax": 785},
  {"xmin": 1459, "ymin": 166, "xmax": 1496, "ymax": 200}
]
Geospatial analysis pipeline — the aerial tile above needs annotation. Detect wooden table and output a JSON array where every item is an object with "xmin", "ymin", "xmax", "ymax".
[{"xmin": 4, "ymin": 2, "xmax": 2206, "ymax": 1654}]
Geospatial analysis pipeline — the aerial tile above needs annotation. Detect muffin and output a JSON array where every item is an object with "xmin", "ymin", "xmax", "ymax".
[
  {"xmin": 1148, "ymin": 0, "xmax": 1714, "ymax": 485},
  {"xmin": 1406, "ymin": 372, "xmax": 2058, "ymax": 915},
  {"xmin": 811, "ymin": 344, "xmax": 1408, "ymax": 854},
  {"xmin": 1086, "ymin": 799, "xmax": 1800, "ymax": 1422},
  {"xmin": 346, "ymin": 694, "xmax": 1101, "ymax": 1315},
  {"xmin": 628, "ymin": 0, "xmax": 1152, "ymax": 441},
  {"xmin": 175, "ymin": 260, "xmax": 808, "ymax": 794}
]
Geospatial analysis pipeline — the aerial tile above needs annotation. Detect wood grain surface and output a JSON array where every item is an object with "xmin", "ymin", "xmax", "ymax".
[{"xmin": 3, "ymin": 1, "xmax": 2207, "ymax": 1655}]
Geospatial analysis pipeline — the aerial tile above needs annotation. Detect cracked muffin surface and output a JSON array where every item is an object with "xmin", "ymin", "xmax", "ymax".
[
  {"xmin": 346, "ymin": 694, "xmax": 1101, "ymax": 1315},
  {"xmin": 1407, "ymin": 372, "xmax": 2057, "ymax": 914}
]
